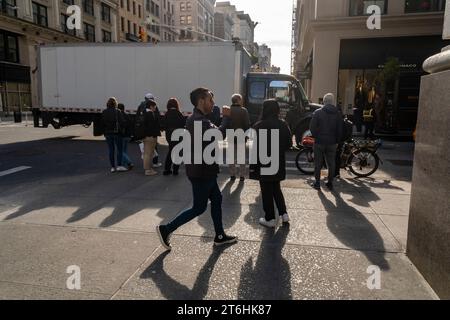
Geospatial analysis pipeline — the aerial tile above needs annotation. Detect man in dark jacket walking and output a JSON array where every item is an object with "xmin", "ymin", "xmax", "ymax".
[
  {"xmin": 156, "ymin": 88, "xmax": 237, "ymax": 251},
  {"xmin": 310, "ymin": 93, "xmax": 343, "ymax": 191}
]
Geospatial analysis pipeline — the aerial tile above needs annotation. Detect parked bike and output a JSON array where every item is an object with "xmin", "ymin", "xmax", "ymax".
[{"xmin": 295, "ymin": 137, "xmax": 383, "ymax": 178}]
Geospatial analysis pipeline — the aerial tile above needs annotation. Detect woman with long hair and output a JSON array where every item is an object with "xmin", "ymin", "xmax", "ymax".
[
  {"xmin": 163, "ymin": 98, "xmax": 186, "ymax": 176},
  {"xmin": 251, "ymin": 99, "xmax": 292, "ymax": 227}
]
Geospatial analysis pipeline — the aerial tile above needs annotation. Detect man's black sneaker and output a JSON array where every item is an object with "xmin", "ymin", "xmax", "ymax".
[
  {"xmin": 173, "ymin": 171, "xmax": 179, "ymax": 176},
  {"xmin": 156, "ymin": 225, "xmax": 172, "ymax": 251},
  {"xmin": 163, "ymin": 170, "xmax": 172, "ymax": 176},
  {"xmin": 214, "ymin": 234, "xmax": 237, "ymax": 246},
  {"xmin": 230, "ymin": 176, "xmax": 236, "ymax": 181},
  {"xmin": 240, "ymin": 177, "xmax": 245, "ymax": 182},
  {"xmin": 326, "ymin": 182, "xmax": 334, "ymax": 191},
  {"xmin": 312, "ymin": 182, "xmax": 321, "ymax": 190}
]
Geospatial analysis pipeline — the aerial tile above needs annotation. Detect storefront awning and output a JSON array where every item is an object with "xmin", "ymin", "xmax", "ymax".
[{"xmin": 339, "ymin": 35, "xmax": 450, "ymax": 70}]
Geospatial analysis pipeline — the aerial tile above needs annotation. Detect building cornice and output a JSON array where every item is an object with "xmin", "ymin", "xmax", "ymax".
[
  {"xmin": 0, "ymin": 13, "xmax": 84, "ymax": 42},
  {"xmin": 309, "ymin": 13, "xmax": 444, "ymax": 32}
]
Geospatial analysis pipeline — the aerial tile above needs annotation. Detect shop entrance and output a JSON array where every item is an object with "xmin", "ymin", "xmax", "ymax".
[{"xmin": 338, "ymin": 36, "xmax": 449, "ymax": 135}]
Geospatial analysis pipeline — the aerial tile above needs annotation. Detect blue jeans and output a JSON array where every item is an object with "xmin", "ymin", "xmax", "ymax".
[
  {"xmin": 122, "ymin": 137, "xmax": 132, "ymax": 166},
  {"xmin": 105, "ymin": 134, "xmax": 123, "ymax": 168},
  {"xmin": 166, "ymin": 178, "xmax": 224, "ymax": 236}
]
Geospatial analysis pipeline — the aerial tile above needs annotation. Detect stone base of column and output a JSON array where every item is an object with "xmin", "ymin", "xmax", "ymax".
[{"xmin": 407, "ymin": 68, "xmax": 450, "ymax": 299}]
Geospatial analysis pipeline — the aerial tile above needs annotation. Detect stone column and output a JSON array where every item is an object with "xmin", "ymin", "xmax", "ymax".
[
  {"xmin": 53, "ymin": 0, "xmax": 60, "ymax": 31},
  {"xmin": 74, "ymin": 0, "xmax": 83, "ymax": 38},
  {"xmin": 18, "ymin": 0, "xmax": 33, "ymax": 21},
  {"xmin": 407, "ymin": 0, "xmax": 450, "ymax": 299},
  {"xmin": 111, "ymin": 8, "xmax": 118, "ymax": 42},
  {"xmin": 94, "ymin": 1, "xmax": 102, "ymax": 42}
]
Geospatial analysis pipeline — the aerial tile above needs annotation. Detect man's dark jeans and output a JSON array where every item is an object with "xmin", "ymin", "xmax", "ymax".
[
  {"xmin": 314, "ymin": 143, "xmax": 337, "ymax": 184},
  {"xmin": 166, "ymin": 177, "xmax": 224, "ymax": 236}
]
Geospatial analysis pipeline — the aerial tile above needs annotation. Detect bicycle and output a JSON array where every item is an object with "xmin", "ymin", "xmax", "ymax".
[{"xmin": 295, "ymin": 137, "xmax": 383, "ymax": 178}]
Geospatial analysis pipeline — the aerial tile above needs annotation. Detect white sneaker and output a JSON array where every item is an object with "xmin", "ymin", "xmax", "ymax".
[
  {"xmin": 259, "ymin": 218, "xmax": 276, "ymax": 228},
  {"xmin": 281, "ymin": 213, "xmax": 290, "ymax": 223},
  {"xmin": 153, "ymin": 162, "xmax": 162, "ymax": 168},
  {"xmin": 116, "ymin": 166, "xmax": 129, "ymax": 172},
  {"xmin": 111, "ymin": 168, "xmax": 116, "ymax": 173}
]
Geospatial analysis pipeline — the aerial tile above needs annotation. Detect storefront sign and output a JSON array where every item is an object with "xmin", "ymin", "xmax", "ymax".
[{"xmin": 377, "ymin": 64, "xmax": 418, "ymax": 69}]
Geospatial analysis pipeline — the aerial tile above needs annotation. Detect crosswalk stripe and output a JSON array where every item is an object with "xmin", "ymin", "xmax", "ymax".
[{"xmin": 0, "ymin": 166, "xmax": 32, "ymax": 177}]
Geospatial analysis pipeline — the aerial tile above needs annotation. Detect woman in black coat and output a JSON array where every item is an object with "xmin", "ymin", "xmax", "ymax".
[
  {"xmin": 163, "ymin": 98, "xmax": 186, "ymax": 176},
  {"xmin": 251, "ymin": 99, "xmax": 292, "ymax": 227}
]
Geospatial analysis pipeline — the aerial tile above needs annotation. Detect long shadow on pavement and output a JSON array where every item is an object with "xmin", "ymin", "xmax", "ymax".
[
  {"xmin": 318, "ymin": 191, "xmax": 390, "ymax": 270},
  {"xmin": 238, "ymin": 225, "xmax": 292, "ymax": 300},
  {"xmin": 140, "ymin": 244, "xmax": 234, "ymax": 299}
]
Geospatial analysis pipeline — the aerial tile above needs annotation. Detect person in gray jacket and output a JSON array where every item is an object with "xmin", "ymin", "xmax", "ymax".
[{"xmin": 310, "ymin": 93, "xmax": 343, "ymax": 191}]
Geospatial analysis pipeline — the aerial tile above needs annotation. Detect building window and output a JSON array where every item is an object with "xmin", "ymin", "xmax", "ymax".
[
  {"xmin": 133, "ymin": 1, "xmax": 136, "ymax": 14},
  {"xmin": 186, "ymin": 1, "xmax": 191, "ymax": 10},
  {"xmin": 349, "ymin": 0, "xmax": 388, "ymax": 16},
  {"xmin": 102, "ymin": 30, "xmax": 112, "ymax": 42},
  {"xmin": 127, "ymin": 0, "xmax": 130, "ymax": 11},
  {"xmin": 84, "ymin": 23, "xmax": 95, "ymax": 42},
  {"xmin": 63, "ymin": 0, "xmax": 74, "ymax": 5},
  {"xmin": 0, "ymin": 31, "xmax": 19, "ymax": 63},
  {"xmin": 101, "ymin": 3, "xmax": 111, "ymax": 23},
  {"xmin": 155, "ymin": 4, "xmax": 159, "ymax": 17},
  {"xmin": 1, "ymin": 0, "xmax": 18, "ymax": 17},
  {"xmin": 405, "ymin": 0, "xmax": 446, "ymax": 12},
  {"xmin": 138, "ymin": 4, "xmax": 141, "ymax": 17},
  {"xmin": 180, "ymin": 15, "xmax": 185, "ymax": 25},
  {"xmin": 82, "ymin": 0, "xmax": 94, "ymax": 16},
  {"xmin": 180, "ymin": 2, "xmax": 185, "ymax": 11},
  {"xmin": 187, "ymin": 15, "xmax": 192, "ymax": 24},
  {"xmin": 120, "ymin": 0, "xmax": 123, "ymax": 8},
  {"xmin": 121, "ymin": 16, "xmax": 125, "ymax": 32},
  {"xmin": 133, "ymin": 23, "xmax": 137, "ymax": 36},
  {"xmin": 164, "ymin": 0, "xmax": 166, "ymax": 9},
  {"xmin": 127, "ymin": 20, "xmax": 131, "ymax": 33},
  {"xmin": 151, "ymin": 1, "xmax": 155, "ymax": 14},
  {"xmin": 32, "ymin": 2, "xmax": 48, "ymax": 27},
  {"xmin": 61, "ymin": 14, "xmax": 76, "ymax": 36}
]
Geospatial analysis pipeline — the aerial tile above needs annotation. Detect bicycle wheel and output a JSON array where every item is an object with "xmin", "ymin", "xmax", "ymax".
[
  {"xmin": 295, "ymin": 148, "xmax": 315, "ymax": 175},
  {"xmin": 348, "ymin": 149, "xmax": 379, "ymax": 178}
]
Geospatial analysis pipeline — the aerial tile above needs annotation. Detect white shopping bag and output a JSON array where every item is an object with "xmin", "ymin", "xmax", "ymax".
[{"xmin": 139, "ymin": 142, "xmax": 158, "ymax": 159}]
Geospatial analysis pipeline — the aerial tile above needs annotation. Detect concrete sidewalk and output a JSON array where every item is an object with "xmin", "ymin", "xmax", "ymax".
[{"xmin": 0, "ymin": 129, "xmax": 438, "ymax": 300}]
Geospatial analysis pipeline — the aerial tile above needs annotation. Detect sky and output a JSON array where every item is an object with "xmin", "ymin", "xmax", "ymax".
[{"xmin": 223, "ymin": 0, "xmax": 294, "ymax": 75}]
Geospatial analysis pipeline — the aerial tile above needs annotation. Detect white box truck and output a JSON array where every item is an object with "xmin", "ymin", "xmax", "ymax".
[{"xmin": 34, "ymin": 41, "xmax": 319, "ymax": 145}]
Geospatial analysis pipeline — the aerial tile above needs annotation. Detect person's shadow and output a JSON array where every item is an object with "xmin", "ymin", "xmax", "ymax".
[
  {"xmin": 141, "ymin": 244, "xmax": 234, "ymax": 299},
  {"xmin": 318, "ymin": 191, "xmax": 390, "ymax": 270},
  {"xmin": 238, "ymin": 225, "xmax": 292, "ymax": 300}
]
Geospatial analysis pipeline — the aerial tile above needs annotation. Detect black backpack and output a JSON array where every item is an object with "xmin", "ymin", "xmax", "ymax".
[{"xmin": 134, "ymin": 105, "xmax": 147, "ymax": 140}]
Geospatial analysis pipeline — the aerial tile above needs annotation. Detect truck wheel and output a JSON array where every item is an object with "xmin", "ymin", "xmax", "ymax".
[{"xmin": 295, "ymin": 122, "xmax": 311, "ymax": 147}]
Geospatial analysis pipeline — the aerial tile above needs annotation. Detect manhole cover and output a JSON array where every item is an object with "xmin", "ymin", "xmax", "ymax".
[{"xmin": 387, "ymin": 159, "xmax": 413, "ymax": 167}]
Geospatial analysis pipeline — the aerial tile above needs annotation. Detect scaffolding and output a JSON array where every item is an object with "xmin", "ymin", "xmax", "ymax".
[{"xmin": 290, "ymin": 0, "xmax": 297, "ymax": 76}]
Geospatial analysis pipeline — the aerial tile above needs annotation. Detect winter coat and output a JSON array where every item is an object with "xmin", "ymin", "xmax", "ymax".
[
  {"xmin": 185, "ymin": 108, "xmax": 230, "ymax": 179},
  {"xmin": 250, "ymin": 115, "xmax": 292, "ymax": 182},
  {"xmin": 164, "ymin": 108, "xmax": 186, "ymax": 142},
  {"xmin": 101, "ymin": 107, "xmax": 125, "ymax": 135},
  {"xmin": 310, "ymin": 104, "xmax": 343, "ymax": 145}
]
